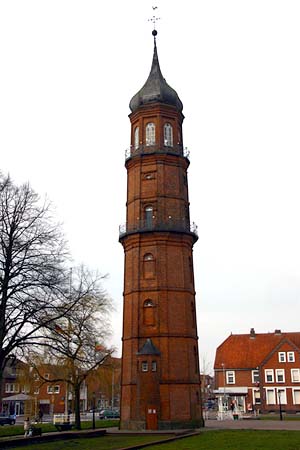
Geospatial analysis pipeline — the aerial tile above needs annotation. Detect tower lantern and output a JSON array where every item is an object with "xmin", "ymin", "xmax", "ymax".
[{"xmin": 119, "ymin": 30, "xmax": 202, "ymax": 430}]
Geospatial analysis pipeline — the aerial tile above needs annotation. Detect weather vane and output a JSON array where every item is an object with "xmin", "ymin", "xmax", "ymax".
[{"xmin": 148, "ymin": 5, "xmax": 160, "ymax": 32}]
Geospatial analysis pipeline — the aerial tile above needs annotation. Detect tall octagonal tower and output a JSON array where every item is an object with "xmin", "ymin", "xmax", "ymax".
[{"xmin": 119, "ymin": 31, "xmax": 202, "ymax": 430}]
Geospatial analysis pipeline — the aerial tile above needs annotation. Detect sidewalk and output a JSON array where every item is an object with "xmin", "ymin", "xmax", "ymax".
[{"xmin": 205, "ymin": 419, "xmax": 300, "ymax": 430}]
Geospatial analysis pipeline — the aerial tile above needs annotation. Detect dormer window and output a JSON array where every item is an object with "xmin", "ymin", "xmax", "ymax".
[
  {"xmin": 146, "ymin": 123, "xmax": 155, "ymax": 146},
  {"xmin": 278, "ymin": 352, "xmax": 286, "ymax": 363},
  {"xmin": 164, "ymin": 123, "xmax": 173, "ymax": 147},
  {"xmin": 134, "ymin": 126, "xmax": 139, "ymax": 149}
]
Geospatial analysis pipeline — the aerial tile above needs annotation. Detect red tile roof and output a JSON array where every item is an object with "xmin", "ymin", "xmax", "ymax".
[{"xmin": 214, "ymin": 331, "xmax": 300, "ymax": 369}]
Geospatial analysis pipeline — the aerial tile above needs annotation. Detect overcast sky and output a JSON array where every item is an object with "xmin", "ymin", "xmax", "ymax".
[{"xmin": 1, "ymin": 1, "xmax": 300, "ymax": 374}]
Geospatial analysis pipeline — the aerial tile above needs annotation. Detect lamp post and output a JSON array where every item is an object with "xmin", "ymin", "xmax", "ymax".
[
  {"xmin": 278, "ymin": 390, "xmax": 283, "ymax": 421},
  {"xmin": 92, "ymin": 392, "xmax": 96, "ymax": 429},
  {"xmin": 221, "ymin": 363, "xmax": 226, "ymax": 410}
]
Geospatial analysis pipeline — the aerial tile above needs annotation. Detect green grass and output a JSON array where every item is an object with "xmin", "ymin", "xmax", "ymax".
[
  {"xmin": 1, "ymin": 434, "xmax": 172, "ymax": 450},
  {"xmin": 0, "ymin": 419, "xmax": 119, "ymax": 438},
  {"xmin": 146, "ymin": 430, "xmax": 300, "ymax": 450},
  {"xmin": 2, "ymin": 428, "xmax": 300, "ymax": 450}
]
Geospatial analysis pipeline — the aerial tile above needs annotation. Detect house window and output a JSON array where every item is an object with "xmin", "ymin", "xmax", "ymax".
[
  {"xmin": 33, "ymin": 386, "xmax": 39, "ymax": 395},
  {"xmin": 291, "ymin": 369, "xmax": 300, "ymax": 382},
  {"xmin": 292, "ymin": 389, "xmax": 300, "ymax": 405},
  {"xmin": 5, "ymin": 383, "xmax": 19, "ymax": 393},
  {"xmin": 21, "ymin": 385, "xmax": 30, "ymax": 394},
  {"xmin": 252, "ymin": 370, "xmax": 260, "ymax": 384},
  {"xmin": 266, "ymin": 388, "xmax": 276, "ymax": 404},
  {"xmin": 278, "ymin": 352, "xmax": 286, "ymax": 363},
  {"xmin": 277, "ymin": 388, "xmax": 287, "ymax": 405},
  {"xmin": 146, "ymin": 123, "xmax": 155, "ymax": 146},
  {"xmin": 288, "ymin": 352, "xmax": 295, "ymax": 363},
  {"xmin": 151, "ymin": 361, "xmax": 157, "ymax": 372},
  {"xmin": 44, "ymin": 373, "xmax": 50, "ymax": 380},
  {"xmin": 275, "ymin": 369, "xmax": 285, "ymax": 383},
  {"xmin": 141, "ymin": 361, "xmax": 148, "ymax": 372},
  {"xmin": 226, "ymin": 371, "xmax": 235, "ymax": 384},
  {"xmin": 265, "ymin": 369, "xmax": 274, "ymax": 383},
  {"xmin": 47, "ymin": 385, "xmax": 60, "ymax": 394},
  {"xmin": 253, "ymin": 389, "xmax": 261, "ymax": 404},
  {"xmin": 134, "ymin": 126, "xmax": 139, "ymax": 149},
  {"xmin": 164, "ymin": 123, "xmax": 173, "ymax": 147}
]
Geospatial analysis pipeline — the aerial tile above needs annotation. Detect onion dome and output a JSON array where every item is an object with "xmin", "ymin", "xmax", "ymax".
[{"xmin": 129, "ymin": 31, "xmax": 183, "ymax": 113}]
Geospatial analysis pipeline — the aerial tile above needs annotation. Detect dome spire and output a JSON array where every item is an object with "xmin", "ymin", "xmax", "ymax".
[{"xmin": 129, "ymin": 27, "xmax": 183, "ymax": 113}]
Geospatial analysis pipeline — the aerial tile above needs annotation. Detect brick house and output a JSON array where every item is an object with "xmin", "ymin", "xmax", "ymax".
[
  {"xmin": 1, "ymin": 360, "xmax": 86, "ymax": 416},
  {"xmin": 214, "ymin": 329, "xmax": 300, "ymax": 415},
  {"xmin": 1, "ymin": 357, "xmax": 121, "ymax": 416}
]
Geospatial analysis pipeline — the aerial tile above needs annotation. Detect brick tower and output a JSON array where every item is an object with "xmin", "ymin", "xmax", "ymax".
[{"xmin": 119, "ymin": 30, "xmax": 202, "ymax": 430}]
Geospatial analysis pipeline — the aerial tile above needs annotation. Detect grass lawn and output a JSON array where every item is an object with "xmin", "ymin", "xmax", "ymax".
[
  {"xmin": 3, "ymin": 430, "xmax": 300, "ymax": 450},
  {"xmin": 2, "ymin": 434, "xmax": 172, "ymax": 450},
  {"xmin": 0, "ymin": 419, "xmax": 119, "ymax": 438},
  {"xmin": 146, "ymin": 430, "xmax": 300, "ymax": 450}
]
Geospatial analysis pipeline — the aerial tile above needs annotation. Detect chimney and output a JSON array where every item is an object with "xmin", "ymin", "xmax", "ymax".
[
  {"xmin": 250, "ymin": 328, "xmax": 256, "ymax": 338},
  {"xmin": 274, "ymin": 329, "xmax": 281, "ymax": 335}
]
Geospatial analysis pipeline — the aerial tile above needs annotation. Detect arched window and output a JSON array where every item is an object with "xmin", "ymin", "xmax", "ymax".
[
  {"xmin": 146, "ymin": 123, "xmax": 155, "ymax": 146},
  {"xmin": 164, "ymin": 123, "xmax": 173, "ymax": 147},
  {"xmin": 145, "ymin": 206, "xmax": 153, "ymax": 228},
  {"xmin": 134, "ymin": 126, "xmax": 139, "ymax": 149},
  {"xmin": 143, "ymin": 253, "xmax": 155, "ymax": 279},
  {"xmin": 143, "ymin": 299, "xmax": 155, "ymax": 326}
]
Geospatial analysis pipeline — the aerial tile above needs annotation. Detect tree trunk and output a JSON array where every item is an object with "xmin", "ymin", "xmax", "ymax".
[{"xmin": 74, "ymin": 384, "xmax": 81, "ymax": 430}]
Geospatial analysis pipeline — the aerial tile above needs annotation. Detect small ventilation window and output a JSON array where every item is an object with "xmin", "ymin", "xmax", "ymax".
[
  {"xmin": 144, "ymin": 299, "xmax": 154, "ymax": 307},
  {"xmin": 151, "ymin": 361, "xmax": 157, "ymax": 372}
]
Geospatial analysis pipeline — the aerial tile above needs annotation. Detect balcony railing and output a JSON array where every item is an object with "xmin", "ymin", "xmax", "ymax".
[
  {"xmin": 125, "ymin": 144, "xmax": 190, "ymax": 161},
  {"xmin": 119, "ymin": 218, "xmax": 198, "ymax": 240}
]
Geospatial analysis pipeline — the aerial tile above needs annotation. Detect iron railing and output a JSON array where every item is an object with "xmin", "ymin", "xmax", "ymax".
[
  {"xmin": 119, "ymin": 218, "xmax": 198, "ymax": 240},
  {"xmin": 125, "ymin": 144, "xmax": 190, "ymax": 160}
]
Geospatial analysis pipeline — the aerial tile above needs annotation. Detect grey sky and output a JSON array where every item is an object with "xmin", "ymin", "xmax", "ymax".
[{"xmin": 1, "ymin": 0, "xmax": 300, "ymax": 373}]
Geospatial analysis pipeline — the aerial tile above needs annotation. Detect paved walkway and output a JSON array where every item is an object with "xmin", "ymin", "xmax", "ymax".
[{"xmin": 205, "ymin": 419, "xmax": 300, "ymax": 430}]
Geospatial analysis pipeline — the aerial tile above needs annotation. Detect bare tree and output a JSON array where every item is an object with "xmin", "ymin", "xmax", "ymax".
[
  {"xmin": 0, "ymin": 174, "xmax": 70, "ymax": 395},
  {"xmin": 31, "ymin": 266, "xmax": 113, "ymax": 429}
]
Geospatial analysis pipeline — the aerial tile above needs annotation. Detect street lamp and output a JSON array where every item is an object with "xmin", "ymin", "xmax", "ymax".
[
  {"xmin": 221, "ymin": 363, "xmax": 226, "ymax": 410},
  {"xmin": 92, "ymin": 392, "xmax": 96, "ymax": 429},
  {"xmin": 278, "ymin": 390, "xmax": 283, "ymax": 421}
]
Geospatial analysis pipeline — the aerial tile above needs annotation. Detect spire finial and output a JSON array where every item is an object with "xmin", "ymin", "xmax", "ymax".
[{"xmin": 148, "ymin": 6, "xmax": 160, "ymax": 41}]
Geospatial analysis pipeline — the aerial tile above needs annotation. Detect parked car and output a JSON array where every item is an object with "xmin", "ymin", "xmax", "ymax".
[
  {"xmin": 98, "ymin": 409, "xmax": 120, "ymax": 419},
  {"xmin": 0, "ymin": 414, "xmax": 16, "ymax": 426}
]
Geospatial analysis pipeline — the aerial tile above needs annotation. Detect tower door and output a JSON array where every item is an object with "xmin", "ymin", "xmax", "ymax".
[{"xmin": 146, "ymin": 406, "xmax": 158, "ymax": 430}]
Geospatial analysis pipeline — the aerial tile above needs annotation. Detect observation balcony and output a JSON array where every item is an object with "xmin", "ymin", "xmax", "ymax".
[
  {"xmin": 125, "ymin": 144, "xmax": 190, "ymax": 161},
  {"xmin": 119, "ymin": 217, "xmax": 198, "ymax": 242}
]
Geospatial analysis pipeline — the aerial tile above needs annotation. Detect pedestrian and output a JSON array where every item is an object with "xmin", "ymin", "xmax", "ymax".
[{"xmin": 24, "ymin": 417, "xmax": 30, "ymax": 437}]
